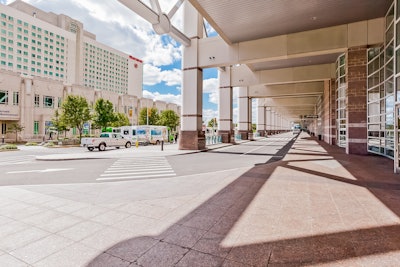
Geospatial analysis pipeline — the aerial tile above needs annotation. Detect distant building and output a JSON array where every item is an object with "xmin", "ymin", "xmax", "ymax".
[{"xmin": 0, "ymin": 0, "xmax": 179, "ymax": 142}]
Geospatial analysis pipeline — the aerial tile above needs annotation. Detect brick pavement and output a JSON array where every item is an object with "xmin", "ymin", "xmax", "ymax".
[{"xmin": 0, "ymin": 132, "xmax": 399, "ymax": 266}]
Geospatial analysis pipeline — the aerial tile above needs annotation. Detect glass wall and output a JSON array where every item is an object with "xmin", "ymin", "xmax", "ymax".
[
  {"xmin": 336, "ymin": 54, "xmax": 347, "ymax": 148},
  {"xmin": 367, "ymin": 3, "xmax": 395, "ymax": 159}
]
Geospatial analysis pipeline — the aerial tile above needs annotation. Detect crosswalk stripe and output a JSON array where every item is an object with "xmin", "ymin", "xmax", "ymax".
[
  {"xmin": 97, "ymin": 173, "xmax": 176, "ymax": 181},
  {"xmin": 96, "ymin": 156, "xmax": 176, "ymax": 181},
  {"xmin": 105, "ymin": 167, "xmax": 173, "ymax": 173},
  {"xmin": 101, "ymin": 170, "xmax": 175, "ymax": 176}
]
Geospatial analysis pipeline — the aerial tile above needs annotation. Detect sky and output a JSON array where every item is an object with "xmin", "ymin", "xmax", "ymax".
[{"xmin": 1, "ymin": 0, "xmax": 251, "ymax": 124}]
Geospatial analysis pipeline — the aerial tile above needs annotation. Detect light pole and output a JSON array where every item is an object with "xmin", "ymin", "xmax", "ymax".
[
  {"xmin": 147, "ymin": 107, "xmax": 149, "ymax": 125},
  {"xmin": 129, "ymin": 97, "xmax": 134, "ymax": 126}
]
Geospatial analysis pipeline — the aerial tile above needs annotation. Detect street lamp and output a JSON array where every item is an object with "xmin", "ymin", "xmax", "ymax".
[{"xmin": 129, "ymin": 97, "xmax": 134, "ymax": 126}]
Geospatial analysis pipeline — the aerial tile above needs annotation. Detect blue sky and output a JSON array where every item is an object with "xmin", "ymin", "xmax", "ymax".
[{"xmin": 1, "ymin": 0, "xmax": 234, "ymax": 124}]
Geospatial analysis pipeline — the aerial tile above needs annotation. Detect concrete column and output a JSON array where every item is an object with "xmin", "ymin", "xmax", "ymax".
[
  {"xmin": 322, "ymin": 79, "xmax": 337, "ymax": 144},
  {"xmin": 256, "ymin": 102, "xmax": 266, "ymax": 136},
  {"xmin": 179, "ymin": 3, "xmax": 205, "ymax": 150},
  {"xmin": 217, "ymin": 67, "xmax": 234, "ymax": 143},
  {"xmin": 238, "ymin": 87, "xmax": 251, "ymax": 140},
  {"xmin": 266, "ymin": 107, "xmax": 271, "ymax": 135},
  {"xmin": 346, "ymin": 46, "xmax": 367, "ymax": 155},
  {"xmin": 21, "ymin": 76, "xmax": 33, "ymax": 140},
  {"xmin": 272, "ymin": 110, "xmax": 277, "ymax": 133}
]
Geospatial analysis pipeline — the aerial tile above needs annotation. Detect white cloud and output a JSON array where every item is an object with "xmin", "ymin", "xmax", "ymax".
[
  {"xmin": 143, "ymin": 90, "xmax": 181, "ymax": 106},
  {"xmin": 203, "ymin": 109, "xmax": 218, "ymax": 125},
  {"xmin": 203, "ymin": 78, "xmax": 218, "ymax": 93},
  {"xmin": 143, "ymin": 64, "xmax": 181, "ymax": 86},
  {"xmin": 203, "ymin": 78, "xmax": 219, "ymax": 104}
]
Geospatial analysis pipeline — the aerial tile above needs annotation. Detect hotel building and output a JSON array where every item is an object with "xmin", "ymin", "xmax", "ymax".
[{"xmin": 0, "ymin": 0, "xmax": 179, "ymax": 142}]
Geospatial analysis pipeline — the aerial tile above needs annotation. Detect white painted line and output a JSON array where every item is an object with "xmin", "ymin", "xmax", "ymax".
[
  {"xmin": 100, "ymin": 169, "xmax": 175, "ymax": 177},
  {"xmin": 7, "ymin": 168, "xmax": 73, "ymax": 174},
  {"xmin": 105, "ymin": 167, "xmax": 173, "ymax": 173},
  {"xmin": 97, "ymin": 173, "xmax": 176, "ymax": 181}
]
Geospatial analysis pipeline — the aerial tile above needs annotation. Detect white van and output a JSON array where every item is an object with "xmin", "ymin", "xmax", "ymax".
[{"xmin": 120, "ymin": 125, "xmax": 169, "ymax": 145}]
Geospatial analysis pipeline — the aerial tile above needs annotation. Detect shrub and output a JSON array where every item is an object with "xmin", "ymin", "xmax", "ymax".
[
  {"xmin": 0, "ymin": 144, "xmax": 18, "ymax": 150},
  {"xmin": 25, "ymin": 142, "xmax": 38, "ymax": 146},
  {"xmin": 44, "ymin": 142, "xmax": 55, "ymax": 147}
]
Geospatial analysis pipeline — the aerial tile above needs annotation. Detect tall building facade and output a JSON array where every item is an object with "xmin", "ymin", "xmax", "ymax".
[{"xmin": 0, "ymin": 0, "xmax": 179, "ymax": 142}]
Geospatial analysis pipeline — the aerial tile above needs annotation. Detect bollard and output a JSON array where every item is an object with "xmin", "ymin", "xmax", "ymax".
[{"xmin": 161, "ymin": 140, "xmax": 164, "ymax": 151}]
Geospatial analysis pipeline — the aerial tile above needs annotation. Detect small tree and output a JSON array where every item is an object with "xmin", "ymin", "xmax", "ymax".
[
  {"xmin": 92, "ymin": 98, "xmax": 115, "ymax": 130},
  {"xmin": 158, "ymin": 110, "xmax": 180, "ymax": 131},
  {"xmin": 60, "ymin": 95, "xmax": 91, "ymax": 140},
  {"xmin": 208, "ymin": 118, "xmax": 218, "ymax": 128},
  {"xmin": 7, "ymin": 123, "xmax": 24, "ymax": 143},
  {"xmin": 52, "ymin": 109, "xmax": 68, "ymax": 138},
  {"xmin": 111, "ymin": 113, "xmax": 130, "ymax": 127},
  {"xmin": 139, "ymin": 107, "xmax": 159, "ymax": 125}
]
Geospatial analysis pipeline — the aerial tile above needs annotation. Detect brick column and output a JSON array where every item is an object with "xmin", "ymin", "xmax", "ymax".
[
  {"xmin": 217, "ymin": 67, "xmax": 234, "ymax": 143},
  {"xmin": 179, "ymin": 3, "xmax": 205, "ymax": 150},
  {"xmin": 323, "ymin": 79, "xmax": 336, "ymax": 145},
  {"xmin": 238, "ymin": 87, "xmax": 251, "ymax": 140},
  {"xmin": 256, "ymin": 103, "xmax": 266, "ymax": 137},
  {"xmin": 346, "ymin": 46, "xmax": 367, "ymax": 155}
]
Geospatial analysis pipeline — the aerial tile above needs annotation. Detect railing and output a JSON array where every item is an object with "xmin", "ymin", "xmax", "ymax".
[
  {"xmin": 235, "ymin": 134, "xmax": 242, "ymax": 141},
  {"xmin": 206, "ymin": 135, "xmax": 222, "ymax": 145}
]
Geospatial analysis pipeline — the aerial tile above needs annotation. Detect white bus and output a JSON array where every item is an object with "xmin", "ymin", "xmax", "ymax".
[{"xmin": 119, "ymin": 125, "xmax": 169, "ymax": 145}]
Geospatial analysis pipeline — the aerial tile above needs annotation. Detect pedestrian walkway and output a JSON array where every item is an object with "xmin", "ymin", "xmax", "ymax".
[
  {"xmin": 0, "ymin": 132, "xmax": 399, "ymax": 266},
  {"xmin": 97, "ymin": 156, "xmax": 176, "ymax": 181}
]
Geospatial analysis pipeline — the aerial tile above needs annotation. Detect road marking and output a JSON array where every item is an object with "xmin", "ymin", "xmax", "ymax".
[
  {"xmin": 97, "ymin": 173, "xmax": 176, "ymax": 181},
  {"xmin": 7, "ymin": 168, "xmax": 73, "ymax": 174},
  {"xmin": 97, "ymin": 156, "xmax": 176, "ymax": 181}
]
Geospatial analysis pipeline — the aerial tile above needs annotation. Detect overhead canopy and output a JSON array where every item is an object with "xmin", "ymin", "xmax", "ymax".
[
  {"xmin": 188, "ymin": 0, "xmax": 392, "ymax": 122},
  {"xmin": 120, "ymin": 0, "xmax": 392, "ymax": 122}
]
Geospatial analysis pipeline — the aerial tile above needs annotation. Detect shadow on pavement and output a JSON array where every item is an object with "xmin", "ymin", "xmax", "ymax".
[{"xmin": 86, "ymin": 133, "xmax": 400, "ymax": 266}]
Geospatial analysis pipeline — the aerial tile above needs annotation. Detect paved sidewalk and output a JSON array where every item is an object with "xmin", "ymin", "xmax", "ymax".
[{"xmin": 1, "ymin": 132, "xmax": 399, "ymax": 266}]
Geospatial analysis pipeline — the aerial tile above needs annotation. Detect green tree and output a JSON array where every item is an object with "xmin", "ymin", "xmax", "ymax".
[
  {"xmin": 111, "ymin": 113, "xmax": 130, "ymax": 127},
  {"xmin": 207, "ymin": 118, "xmax": 218, "ymax": 128},
  {"xmin": 60, "ymin": 95, "xmax": 91, "ymax": 140},
  {"xmin": 139, "ymin": 107, "xmax": 159, "ymax": 125},
  {"xmin": 92, "ymin": 98, "xmax": 115, "ymax": 130},
  {"xmin": 7, "ymin": 123, "xmax": 24, "ymax": 143},
  {"xmin": 158, "ymin": 110, "xmax": 180, "ymax": 131},
  {"xmin": 52, "ymin": 109, "xmax": 68, "ymax": 138}
]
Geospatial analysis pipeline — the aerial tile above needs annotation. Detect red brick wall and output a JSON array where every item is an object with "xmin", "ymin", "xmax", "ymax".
[
  {"xmin": 323, "ymin": 79, "xmax": 337, "ymax": 145},
  {"xmin": 346, "ymin": 46, "xmax": 368, "ymax": 155}
]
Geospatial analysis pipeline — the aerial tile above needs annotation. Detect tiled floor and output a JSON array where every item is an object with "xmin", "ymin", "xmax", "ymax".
[{"xmin": 1, "ymin": 132, "xmax": 400, "ymax": 266}]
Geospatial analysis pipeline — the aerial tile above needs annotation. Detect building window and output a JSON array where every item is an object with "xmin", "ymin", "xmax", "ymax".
[
  {"xmin": 1, "ymin": 123, "xmax": 6, "ymax": 135},
  {"xmin": 336, "ymin": 54, "xmax": 347, "ymax": 148},
  {"xmin": 0, "ymin": 90, "xmax": 8, "ymax": 104},
  {"xmin": 34, "ymin": 94, "xmax": 40, "ymax": 107},
  {"xmin": 33, "ymin": 121, "xmax": 39, "ymax": 135},
  {"xmin": 43, "ymin": 96, "xmax": 54, "ymax": 108},
  {"xmin": 13, "ymin": 92, "xmax": 19, "ymax": 106}
]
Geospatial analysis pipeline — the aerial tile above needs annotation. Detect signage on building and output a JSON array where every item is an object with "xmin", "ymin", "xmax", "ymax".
[
  {"xmin": 0, "ymin": 110, "xmax": 19, "ymax": 118},
  {"xmin": 304, "ymin": 115, "xmax": 319, "ymax": 119}
]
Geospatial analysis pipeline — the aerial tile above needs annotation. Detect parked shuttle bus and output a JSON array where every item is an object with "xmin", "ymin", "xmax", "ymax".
[{"xmin": 119, "ymin": 125, "xmax": 169, "ymax": 145}]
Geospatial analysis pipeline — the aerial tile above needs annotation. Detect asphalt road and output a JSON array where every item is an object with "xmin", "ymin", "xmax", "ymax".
[{"xmin": 0, "ymin": 133, "xmax": 296, "ymax": 186}]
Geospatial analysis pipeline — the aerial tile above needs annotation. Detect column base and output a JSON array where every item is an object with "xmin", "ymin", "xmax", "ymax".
[
  {"xmin": 178, "ymin": 130, "xmax": 206, "ymax": 150},
  {"xmin": 346, "ymin": 141, "xmax": 368, "ymax": 155},
  {"xmin": 238, "ymin": 130, "xmax": 249, "ymax": 140},
  {"xmin": 217, "ymin": 130, "xmax": 234, "ymax": 143}
]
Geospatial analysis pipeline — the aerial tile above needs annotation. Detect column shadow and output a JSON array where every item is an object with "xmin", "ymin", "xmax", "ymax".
[{"xmin": 86, "ymin": 134, "xmax": 400, "ymax": 266}]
